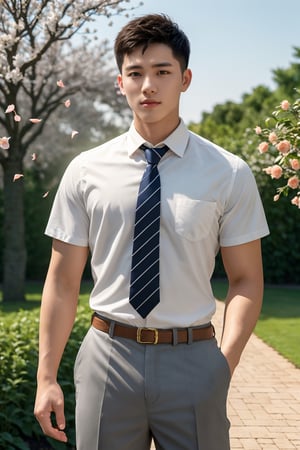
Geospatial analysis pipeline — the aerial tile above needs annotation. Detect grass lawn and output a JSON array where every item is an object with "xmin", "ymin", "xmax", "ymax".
[
  {"xmin": 212, "ymin": 279, "xmax": 300, "ymax": 368},
  {"xmin": 1, "ymin": 279, "xmax": 299, "ymax": 368}
]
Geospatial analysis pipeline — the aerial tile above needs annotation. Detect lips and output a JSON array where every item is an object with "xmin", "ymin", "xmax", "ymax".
[{"xmin": 140, "ymin": 100, "xmax": 161, "ymax": 106}]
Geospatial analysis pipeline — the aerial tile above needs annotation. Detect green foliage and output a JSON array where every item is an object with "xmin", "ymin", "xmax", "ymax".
[
  {"xmin": 24, "ymin": 171, "xmax": 54, "ymax": 280},
  {"xmin": 0, "ymin": 302, "xmax": 90, "ymax": 449},
  {"xmin": 262, "ymin": 200, "xmax": 299, "ymax": 284},
  {"xmin": 190, "ymin": 47, "xmax": 300, "ymax": 284},
  {"xmin": 272, "ymin": 47, "xmax": 300, "ymax": 99},
  {"xmin": 255, "ymin": 94, "xmax": 300, "ymax": 202},
  {"xmin": 0, "ymin": 311, "xmax": 40, "ymax": 450}
]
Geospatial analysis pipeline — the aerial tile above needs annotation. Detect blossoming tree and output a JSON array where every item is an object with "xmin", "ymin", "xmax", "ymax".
[
  {"xmin": 255, "ymin": 93, "xmax": 300, "ymax": 208},
  {"xmin": 0, "ymin": 0, "xmax": 137, "ymax": 302}
]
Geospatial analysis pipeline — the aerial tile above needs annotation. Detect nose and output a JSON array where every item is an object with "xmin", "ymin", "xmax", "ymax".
[{"xmin": 142, "ymin": 76, "xmax": 157, "ymax": 95}]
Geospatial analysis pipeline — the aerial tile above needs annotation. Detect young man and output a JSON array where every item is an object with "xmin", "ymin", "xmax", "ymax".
[{"xmin": 34, "ymin": 14, "xmax": 269, "ymax": 450}]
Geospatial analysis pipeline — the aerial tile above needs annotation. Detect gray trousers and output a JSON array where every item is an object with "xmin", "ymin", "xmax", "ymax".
[{"xmin": 74, "ymin": 324, "xmax": 231, "ymax": 450}]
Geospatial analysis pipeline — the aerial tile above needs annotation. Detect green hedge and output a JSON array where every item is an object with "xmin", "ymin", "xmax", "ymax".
[{"xmin": 0, "ymin": 303, "xmax": 90, "ymax": 450}]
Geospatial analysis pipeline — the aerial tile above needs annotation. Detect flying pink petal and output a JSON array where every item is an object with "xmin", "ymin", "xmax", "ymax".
[
  {"xmin": 71, "ymin": 130, "xmax": 79, "ymax": 139},
  {"xmin": 0, "ymin": 136, "xmax": 11, "ymax": 149},
  {"xmin": 29, "ymin": 118, "xmax": 42, "ymax": 123},
  {"xmin": 31, "ymin": 153, "xmax": 37, "ymax": 161},
  {"xmin": 13, "ymin": 173, "xmax": 24, "ymax": 182},
  {"xmin": 64, "ymin": 99, "xmax": 71, "ymax": 108},
  {"xmin": 5, "ymin": 104, "xmax": 15, "ymax": 113},
  {"xmin": 57, "ymin": 80, "xmax": 65, "ymax": 88},
  {"xmin": 42, "ymin": 191, "xmax": 49, "ymax": 198},
  {"xmin": 14, "ymin": 114, "xmax": 21, "ymax": 122}
]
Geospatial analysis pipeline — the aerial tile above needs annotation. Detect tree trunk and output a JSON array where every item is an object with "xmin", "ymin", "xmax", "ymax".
[{"xmin": 2, "ymin": 158, "xmax": 26, "ymax": 302}]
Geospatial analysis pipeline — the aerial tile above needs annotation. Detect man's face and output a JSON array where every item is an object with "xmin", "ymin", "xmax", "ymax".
[{"xmin": 117, "ymin": 43, "xmax": 191, "ymax": 132}]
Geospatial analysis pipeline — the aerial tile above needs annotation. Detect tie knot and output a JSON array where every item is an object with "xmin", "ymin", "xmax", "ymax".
[{"xmin": 141, "ymin": 144, "xmax": 168, "ymax": 166}]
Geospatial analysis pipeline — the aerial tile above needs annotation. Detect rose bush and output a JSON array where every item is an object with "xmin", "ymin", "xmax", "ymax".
[{"xmin": 255, "ymin": 91, "xmax": 300, "ymax": 208}]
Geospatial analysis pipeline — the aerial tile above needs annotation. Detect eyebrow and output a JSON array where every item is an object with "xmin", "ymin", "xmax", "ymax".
[{"xmin": 124, "ymin": 62, "xmax": 173, "ymax": 72}]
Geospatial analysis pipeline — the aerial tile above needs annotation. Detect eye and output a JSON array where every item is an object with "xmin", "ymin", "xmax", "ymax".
[
  {"xmin": 158, "ymin": 70, "xmax": 170, "ymax": 75},
  {"xmin": 128, "ymin": 71, "xmax": 141, "ymax": 78}
]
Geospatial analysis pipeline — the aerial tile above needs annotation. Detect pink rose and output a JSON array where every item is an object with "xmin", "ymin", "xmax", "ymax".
[
  {"xmin": 270, "ymin": 165, "xmax": 283, "ymax": 179},
  {"xmin": 268, "ymin": 132, "xmax": 278, "ymax": 144},
  {"xmin": 290, "ymin": 159, "xmax": 300, "ymax": 170},
  {"xmin": 258, "ymin": 142, "xmax": 269, "ymax": 153},
  {"xmin": 281, "ymin": 100, "xmax": 290, "ymax": 110},
  {"xmin": 291, "ymin": 196, "xmax": 300, "ymax": 207},
  {"xmin": 263, "ymin": 166, "xmax": 272, "ymax": 175},
  {"xmin": 276, "ymin": 140, "xmax": 291, "ymax": 154},
  {"xmin": 287, "ymin": 175, "xmax": 299, "ymax": 189},
  {"xmin": 255, "ymin": 126, "xmax": 262, "ymax": 134}
]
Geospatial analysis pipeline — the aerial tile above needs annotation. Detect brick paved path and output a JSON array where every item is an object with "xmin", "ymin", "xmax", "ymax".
[{"xmin": 151, "ymin": 300, "xmax": 300, "ymax": 450}]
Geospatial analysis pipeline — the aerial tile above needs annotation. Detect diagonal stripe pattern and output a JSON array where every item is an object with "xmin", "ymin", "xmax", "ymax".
[{"xmin": 129, "ymin": 144, "xmax": 169, "ymax": 318}]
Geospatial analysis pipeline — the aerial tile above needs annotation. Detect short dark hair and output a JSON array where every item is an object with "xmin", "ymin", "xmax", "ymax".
[{"xmin": 114, "ymin": 14, "xmax": 190, "ymax": 73}]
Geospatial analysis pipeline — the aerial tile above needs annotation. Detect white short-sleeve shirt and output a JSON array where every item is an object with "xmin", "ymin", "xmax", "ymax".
[{"xmin": 45, "ymin": 120, "xmax": 269, "ymax": 328}]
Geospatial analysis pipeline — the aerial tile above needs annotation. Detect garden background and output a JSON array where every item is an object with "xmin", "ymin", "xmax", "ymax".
[{"xmin": 1, "ymin": 1, "xmax": 300, "ymax": 449}]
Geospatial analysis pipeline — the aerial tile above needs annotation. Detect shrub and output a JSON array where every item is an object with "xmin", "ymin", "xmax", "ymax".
[
  {"xmin": 255, "ymin": 94, "xmax": 300, "ymax": 206},
  {"xmin": 0, "ymin": 303, "xmax": 90, "ymax": 450}
]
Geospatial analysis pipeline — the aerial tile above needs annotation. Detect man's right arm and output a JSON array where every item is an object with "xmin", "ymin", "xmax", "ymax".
[{"xmin": 34, "ymin": 239, "xmax": 89, "ymax": 442}]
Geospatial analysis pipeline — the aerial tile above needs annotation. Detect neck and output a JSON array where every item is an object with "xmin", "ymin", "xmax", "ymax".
[{"xmin": 133, "ymin": 117, "xmax": 180, "ymax": 146}]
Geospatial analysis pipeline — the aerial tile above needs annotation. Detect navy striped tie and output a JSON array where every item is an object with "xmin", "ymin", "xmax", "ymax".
[{"xmin": 129, "ymin": 144, "xmax": 169, "ymax": 318}]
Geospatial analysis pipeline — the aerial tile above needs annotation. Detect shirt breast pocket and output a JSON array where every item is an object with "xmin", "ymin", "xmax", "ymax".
[{"xmin": 174, "ymin": 195, "xmax": 217, "ymax": 242}]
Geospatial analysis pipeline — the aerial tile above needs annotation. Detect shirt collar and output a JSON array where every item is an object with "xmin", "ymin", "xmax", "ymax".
[{"xmin": 127, "ymin": 119, "xmax": 189, "ymax": 158}]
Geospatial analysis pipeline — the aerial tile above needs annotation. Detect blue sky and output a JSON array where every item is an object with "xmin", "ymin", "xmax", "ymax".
[{"xmin": 94, "ymin": 0, "xmax": 300, "ymax": 123}]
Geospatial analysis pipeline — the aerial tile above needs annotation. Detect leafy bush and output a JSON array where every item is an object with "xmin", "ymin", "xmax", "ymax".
[
  {"xmin": 0, "ymin": 303, "xmax": 90, "ymax": 450},
  {"xmin": 255, "ymin": 95, "xmax": 300, "ymax": 204}
]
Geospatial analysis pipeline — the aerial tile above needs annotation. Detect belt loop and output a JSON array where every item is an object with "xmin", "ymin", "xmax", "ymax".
[
  {"xmin": 172, "ymin": 328, "xmax": 178, "ymax": 346},
  {"xmin": 188, "ymin": 327, "xmax": 193, "ymax": 345},
  {"xmin": 109, "ymin": 320, "xmax": 115, "ymax": 338},
  {"xmin": 211, "ymin": 323, "xmax": 216, "ymax": 337}
]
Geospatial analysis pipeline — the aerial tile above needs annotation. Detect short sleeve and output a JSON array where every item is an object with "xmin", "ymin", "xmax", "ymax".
[
  {"xmin": 219, "ymin": 159, "xmax": 269, "ymax": 247},
  {"xmin": 45, "ymin": 155, "xmax": 90, "ymax": 247}
]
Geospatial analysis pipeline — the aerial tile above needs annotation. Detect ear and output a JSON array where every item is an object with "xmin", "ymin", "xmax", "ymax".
[
  {"xmin": 117, "ymin": 74, "xmax": 126, "ymax": 95},
  {"xmin": 181, "ymin": 68, "xmax": 192, "ymax": 92}
]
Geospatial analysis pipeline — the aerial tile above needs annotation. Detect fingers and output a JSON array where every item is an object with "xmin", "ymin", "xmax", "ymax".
[
  {"xmin": 55, "ymin": 405, "xmax": 66, "ymax": 434},
  {"xmin": 35, "ymin": 410, "xmax": 67, "ymax": 442},
  {"xmin": 38, "ymin": 413, "xmax": 67, "ymax": 443},
  {"xmin": 34, "ymin": 385, "xmax": 67, "ymax": 443}
]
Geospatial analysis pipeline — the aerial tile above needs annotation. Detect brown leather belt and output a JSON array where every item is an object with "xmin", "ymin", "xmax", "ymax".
[{"xmin": 91, "ymin": 313, "xmax": 215, "ymax": 345}]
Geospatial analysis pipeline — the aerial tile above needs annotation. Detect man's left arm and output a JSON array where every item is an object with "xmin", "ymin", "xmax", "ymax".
[{"xmin": 220, "ymin": 239, "xmax": 264, "ymax": 375}]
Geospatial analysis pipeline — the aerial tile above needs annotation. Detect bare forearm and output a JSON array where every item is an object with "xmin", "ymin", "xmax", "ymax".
[
  {"xmin": 34, "ymin": 240, "xmax": 88, "ymax": 441},
  {"xmin": 220, "ymin": 279, "xmax": 263, "ymax": 372},
  {"xmin": 37, "ymin": 276, "xmax": 79, "ymax": 384}
]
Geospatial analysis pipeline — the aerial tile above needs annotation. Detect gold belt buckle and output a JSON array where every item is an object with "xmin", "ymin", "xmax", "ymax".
[{"xmin": 137, "ymin": 327, "xmax": 159, "ymax": 344}]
